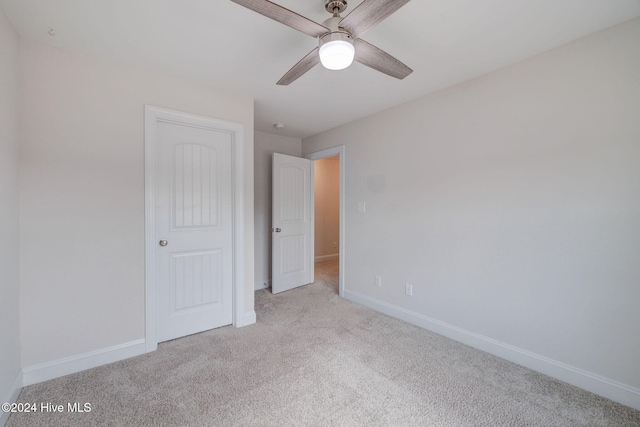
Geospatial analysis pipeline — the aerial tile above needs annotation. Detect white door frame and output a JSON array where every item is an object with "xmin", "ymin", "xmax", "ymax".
[
  {"xmin": 144, "ymin": 105, "xmax": 246, "ymax": 353},
  {"xmin": 305, "ymin": 145, "xmax": 345, "ymax": 297}
]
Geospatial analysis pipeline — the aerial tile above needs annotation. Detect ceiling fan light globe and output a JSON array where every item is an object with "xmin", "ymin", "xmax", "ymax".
[{"xmin": 319, "ymin": 40, "xmax": 355, "ymax": 70}]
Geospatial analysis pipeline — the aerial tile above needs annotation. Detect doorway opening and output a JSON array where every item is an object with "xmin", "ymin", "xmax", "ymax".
[
  {"xmin": 306, "ymin": 146, "xmax": 345, "ymax": 297},
  {"xmin": 313, "ymin": 156, "xmax": 340, "ymax": 294}
]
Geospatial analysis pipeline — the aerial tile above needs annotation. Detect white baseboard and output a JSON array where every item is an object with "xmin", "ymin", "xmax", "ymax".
[
  {"xmin": 255, "ymin": 280, "xmax": 270, "ymax": 290},
  {"xmin": 315, "ymin": 253, "xmax": 338, "ymax": 262},
  {"xmin": 0, "ymin": 370, "xmax": 23, "ymax": 427},
  {"xmin": 343, "ymin": 289, "xmax": 640, "ymax": 411},
  {"xmin": 19, "ymin": 313, "xmax": 257, "ymax": 389},
  {"xmin": 22, "ymin": 339, "xmax": 146, "ymax": 387},
  {"xmin": 236, "ymin": 311, "xmax": 256, "ymax": 327}
]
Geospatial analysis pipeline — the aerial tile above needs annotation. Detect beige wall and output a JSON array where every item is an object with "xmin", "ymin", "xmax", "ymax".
[
  {"xmin": 303, "ymin": 18, "xmax": 640, "ymax": 395},
  {"xmin": 254, "ymin": 131, "xmax": 302, "ymax": 288},
  {"xmin": 0, "ymin": 7, "xmax": 21, "ymax": 410},
  {"xmin": 314, "ymin": 157, "xmax": 340, "ymax": 260},
  {"xmin": 18, "ymin": 40, "xmax": 254, "ymax": 367}
]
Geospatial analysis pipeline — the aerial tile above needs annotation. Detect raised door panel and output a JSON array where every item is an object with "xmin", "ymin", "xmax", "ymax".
[
  {"xmin": 173, "ymin": 143, "xmax": 220, "ymax": 229},
  {"xmin": 279, "ymin": 234, "xmax": 306, "ymax": 275},
  {"xmin": 171, "ymin": 250, "xmax": 222, "ymax": 313},
  {"xmin": 279, "ymin": 166, "xmax": 306, "ymax": 222}
]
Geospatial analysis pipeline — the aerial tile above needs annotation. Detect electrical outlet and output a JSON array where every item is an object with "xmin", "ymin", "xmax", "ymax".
[
  {"xmin": 375, "ymin": 275, "xmax": 382, "ymax": 288},
  {"xmin": 405, "ymin": 283, "xmax": 413, "ymax": 296}
]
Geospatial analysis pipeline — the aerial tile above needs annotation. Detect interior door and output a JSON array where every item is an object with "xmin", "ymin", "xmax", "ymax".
[
  {"xmin": 272, "ymin": 153, "xmax": 314, "ymax": 293},
  {"xmin": 155, "ymin": 120, "xmax": 233, "ymax": 342}
]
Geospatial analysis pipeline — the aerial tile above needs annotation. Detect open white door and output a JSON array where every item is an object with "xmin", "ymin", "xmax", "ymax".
[{"xmin": 272, "ymin": 153, "xmax": 314, "ymax": 293}]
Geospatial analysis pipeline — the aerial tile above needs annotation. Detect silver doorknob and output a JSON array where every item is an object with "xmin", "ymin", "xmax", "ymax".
[
  {"xmin": 272, "ymin": 228, "xmax": 281, "ymax": 233},
  {"xmin": 159, "ymin": 239, "xmax": 168, "ymax": 246}
]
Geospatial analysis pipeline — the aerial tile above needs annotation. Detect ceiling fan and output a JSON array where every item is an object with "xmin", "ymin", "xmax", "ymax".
[{"xmin": 231, "ymin": 0, "xmax": 413, "ymax": 85}]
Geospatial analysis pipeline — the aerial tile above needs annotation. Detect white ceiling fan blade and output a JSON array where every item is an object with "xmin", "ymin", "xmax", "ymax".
[
  {"xmin": 340, "ymin": 0, "xmax": 411, "ymax": 39},
  {"xmin": 277, "ymin": 47, "xmax": 321, "ymax": 85},
  {"xmin": 231, "ymin": 0, "xmax": 329, "ymax": 38},
  {"xmin": 354, "ymin": 39, "xmax": 412, "ymax": 80}
]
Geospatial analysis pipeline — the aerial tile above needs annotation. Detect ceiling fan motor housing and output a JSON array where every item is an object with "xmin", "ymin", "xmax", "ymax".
[
  {"xmin": 319, "ymin": 31, "xmax": 354, "ymax": 47},
  {"xmin": 325, "ymin": 0, "xmax": 347, "ymax": 14}
]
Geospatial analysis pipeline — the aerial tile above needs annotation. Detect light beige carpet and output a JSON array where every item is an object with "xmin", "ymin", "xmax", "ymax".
[{"xmin": 7, "ymin": 260, "xmax": 640, "ymax": 426}]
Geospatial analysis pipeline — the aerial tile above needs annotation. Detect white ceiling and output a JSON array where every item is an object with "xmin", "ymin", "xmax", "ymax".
[{"xmin": 2, "ymin": 0, "xmax": 639, "ymax": 138}]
